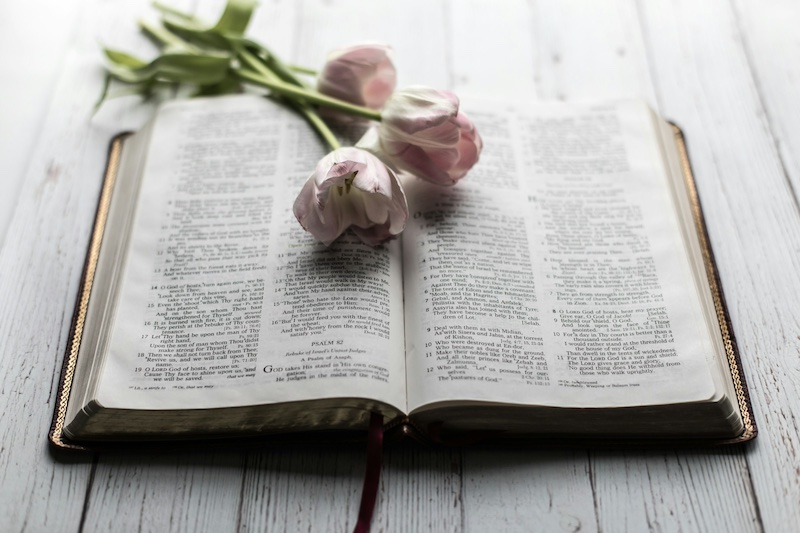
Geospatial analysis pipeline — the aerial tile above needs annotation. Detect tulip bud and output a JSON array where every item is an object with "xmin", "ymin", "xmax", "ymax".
[
  {"xmin": 376, "ymin": 86, "xmax": 483, "ymax": 186},
  {"xmin": 293, "ymin": 146, "xmax": 408, "ymax": 246},
  {"xmin": 317, "ymin": 44, "xmax": 397, "ymax": 110}
]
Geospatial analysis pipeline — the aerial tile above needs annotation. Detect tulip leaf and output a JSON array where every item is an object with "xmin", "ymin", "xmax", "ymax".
[
  {"xmin": 240, "ymin": 39, "xmax": 308, "ymax": 88},
  {"xmin": 94, "ymin": 75, "xmax": 178, "ymax": 110},
  {"xmin": 155, "ymin": 0, "xmax": 256, "ymax": 48},
  {"xmin": 94, "ymin": 73, "xmax": 113, "ymax": 110},
  {"xmin": 152, "ymin": 1, "xmax": 194, "ymax": 21},
  {"xmin": 211, "ymin": 0, "xmax": 256, "ymax": 36},
  {"xmin": 104, "ymin": 49, "xmax": 148, "ymax": 69},
  {"xmin": 139, "ymin": 19, "xmax": 196, "ymax": 51},
  {"xmin": 194, "ymin": 76, "xmax": 243, "ymax": 96},
  {"xmin": 162, "ymin": 19, "xmax": 236, "ymax": 52},
  {"xmin": 105, "ymin": 50, "xmax": 232, "ymax": 85}
]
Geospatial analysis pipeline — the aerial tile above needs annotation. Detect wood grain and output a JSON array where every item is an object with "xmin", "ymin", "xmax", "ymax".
[
  {"xmin": 0, "ymin": 0, "xmax": 84, "ymax": 248},
  {"xmin": 461, "ymin": 449, "xmax": 596, "ymax": 532},
  {"xmin": 0, "ymin": 1, "xmax": 137, "ymax": 529},
  {"xmin": 447, "ymin": 2, "xmax": 600, "ymax": 531},
  {"xmin": 3, "ymin": 0, "xmax": 800, "ymax": 531},
  {"xmin": 244, "ymin": 3, "xmax": 462, "ymax": 531},
  {"xmin": 534, "ymin": 1, "xmax": 766, "ymax": 530},
  {"xmin": 531, "ymin": 0, "xmax": 657, "ymax": 105},
  {"xmin": 81, "ymin": 2, "xmax": 255, "ymax": 531},
  {"xmin": 732, "ymin": 0, "xmax": 800, "ymax": 204},
  {"xmin": 451, "ymin": 1, "xmax": 760, "ymax": 531},
  {"xmin": 83, "ymin": 452, "xmax": 245, "ymax": 532},
  {"xmin": 639, "ymin": 1, "xmax": 800, "ymax": 532}
]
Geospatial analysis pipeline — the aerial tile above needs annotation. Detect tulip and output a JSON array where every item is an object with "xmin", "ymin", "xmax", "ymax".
[
  {"xmin": 317, "ymin": 44, "xmax": 397, "ymax": 110},
  {"xmin": 293, "ymin": 146, "xmax": 408, "ymax": 246},
  {"xmin": 374, "ymin": 86, "xmax": 483, "ymax": 186}
]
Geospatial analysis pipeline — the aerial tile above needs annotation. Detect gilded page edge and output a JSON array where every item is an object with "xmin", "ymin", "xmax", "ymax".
[
  {"xmin": 49, "ymin": 134, "xmax": 130, "ymax": 451},
  {"xmin": 671, "ymin": 124, "xmax": 757, "ymax": 443}
]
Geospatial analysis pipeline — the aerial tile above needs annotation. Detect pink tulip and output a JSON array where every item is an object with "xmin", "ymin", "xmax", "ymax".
[
  {"xmin": 317, "ymin": 44, "xmax": 397, "ymax": 109},
  {"xmin": 293, "ymin": 146, "xmax": 408, "ymax": 246},
  {"xmin": 375, "ymin": 86, "xmax": 483, "ymax": 186}
]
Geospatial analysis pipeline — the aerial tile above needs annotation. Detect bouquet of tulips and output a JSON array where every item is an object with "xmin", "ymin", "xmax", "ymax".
[{"xmin": 101, "ymin": 0, "xmax": 482, "ymax": 246}]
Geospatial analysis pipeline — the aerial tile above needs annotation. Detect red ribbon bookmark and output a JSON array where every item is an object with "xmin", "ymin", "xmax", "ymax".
[{"xmin": 353, "ymin": 412, "xmax": 384, "ymax": 533}]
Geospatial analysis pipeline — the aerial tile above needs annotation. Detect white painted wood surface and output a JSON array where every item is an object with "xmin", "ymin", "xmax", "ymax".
[{"xmin": 1, "ymin": 0, "xmax": 798, "ymax": 531}]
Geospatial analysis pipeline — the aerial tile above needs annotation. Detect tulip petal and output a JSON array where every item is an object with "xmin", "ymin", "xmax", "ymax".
[
  {"xmin": 351, "ymin": 221, "xmax": 395, "ymax": 246},
  {"xmin": 294, "ymin": 178, "xmax": 348, "ymax": 245},
  {"xmin": 377, "ymin": 87, "xmax": 483, "ymax": 185},
  {"xmin": 294, "ymin": 146, "xmax": 408, "ymax": 246},
  {"xmin": 317, "ymin": 44, "xmax": 397, "ymax": 111},
  {"xmin": 391, "ymin": 143, "xmax": 457, "ymax": 186}
]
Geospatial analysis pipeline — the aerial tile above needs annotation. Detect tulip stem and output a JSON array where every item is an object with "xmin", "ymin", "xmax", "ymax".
[
  {"xmin": 138, "ymin": 19, "xmax": 196, "ymax": 51},
  {"xmin": 152, "ymin": 1, "xmax": 194, "ymax": 20},
  {"xmin": 234, "ymin": 68, "xmax": 382, "ymax": 121},
  {"xmin": 254, "ymin": 45, "xmax": 310, "ymax": 89},
  {"xmin": 238, "ymin": 49, "xmax": 277, "ymax": 81},
  {"xmin": 298, "ymin": 104, "xmax": 342, "ymax": 150},
  {"xmin": 238, "ymin": 50, "xmax": 341, "ymax": 150},
  {"xmin": 289, "ymin": 64, "xmax": 317, "ymax": 76}
]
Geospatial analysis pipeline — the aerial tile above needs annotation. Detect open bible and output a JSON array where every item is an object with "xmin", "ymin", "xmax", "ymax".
[{"xmin": 50, "ymin": 94, "xmax": 755, "ymax": 449}]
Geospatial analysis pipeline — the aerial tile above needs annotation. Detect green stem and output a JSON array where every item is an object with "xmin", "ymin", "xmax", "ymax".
[
  {"xmin": 238, "ymin": 52, "xmax": 341, "ymax": 150},
  {"xmin": 238, "ymin": 49, "xmax": 278, "ymax": 81},
  {"xmin": 289, "ymin": 64, "xmax": 317, "ymax": 76},
  {"xmin": 263, "ymin": 53, "xmax": 308, "ymax": 89},
  {"xmin": 241, "ymin": 41, "xmax": 310, "ymax": 88},
  {"xmin": 239, "ymin": 48, "xmax": 306, "ymax": 94},
  {"xmin": 139, "ymin": 19, "xmax": 195, "ymax": 51},
  {"xmin": 234, "ymin": 68, "xmax": 382, "ymax": 121},
  {"xmin": 152, "ymin": 1, "xmax": 194, "ymax": 20},
  {"xmin": 297, "ymin": 105, "xmax": 341, "ymax": 150}
]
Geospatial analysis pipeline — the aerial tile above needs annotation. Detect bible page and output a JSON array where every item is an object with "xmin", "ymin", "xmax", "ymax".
[
  {"xmin": 95, "ymin": 95, "xmax": 406, "ymax": 412},
  {"xmin": 403, "ymin": 100, "xmax": 718, "ymax": 411}
]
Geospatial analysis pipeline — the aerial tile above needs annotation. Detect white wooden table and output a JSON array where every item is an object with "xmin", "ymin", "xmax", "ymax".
[{"xmin": 2, "ymin": 1, "xmax": 799, "ymax": 531}]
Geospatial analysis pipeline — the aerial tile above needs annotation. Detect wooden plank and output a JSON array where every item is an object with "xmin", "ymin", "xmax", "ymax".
[
  {"xmin": 239, "ymin": 447, "xmax": 363, "ymax": 532},
  {"xmin": 591, "ymin": 449, "xmax": 759, "ymax": 532},
  {"xmin": 446, "ymin": 0, "xmax": 537, "ymax": 100},
  {"xmin": 637, "ymin": 0, "xmax": 800, "ymax": 530},
  {"xmin": 3, "ymin": 0, "xmax": 795, "ymax": 530},
  {"xmin": 536, "ymin": 1, "xmax": 764, "ymax": 530},
  {"xmin": 239, "ymin": 445, "xmax": 464, "ymax": 532},
  {"xmin": 0, "ymin": 0, "xmax": 161, "ymax": 529},
  {"xmin": 445, "ymin": 1, "xmax": 601, "ymax": 531},
  {"xmin": 80, "ymin": 2, "xmax": 257, "ymax": 531},
  {"xmin": 0, "ymin": 0, "xmax": 159, "ymax": 530},
  {"xmin": 461, "ymin": 449, "xmax": 596, "ymax": 532},
  {"xmin": 0, "ymin": 0, "xmax": 85, "ymax": 249},
  {"xmin": 84, "ymin": 452, "xmax": 245, "ymax": 533},
  {"xmin": 293, "ymin": 0, "xmax": 450, "ymax": 88},
  {"xmin": 378, "ymin": 446, "xmax": 463, "ymax": 532},
  {"xmin": 450, "ymin": 0, "xmax": 762, "ymax": 531},
  {"xmin": 732, "ymin": 0, "xmax": 800, "ymax": 201},
  {"xmin": 531, "ymin": 0, "xmax": 657, "ymax": 106}
]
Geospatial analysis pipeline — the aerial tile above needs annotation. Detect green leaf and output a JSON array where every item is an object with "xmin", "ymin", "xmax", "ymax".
[
  {"xmin": 103, "ymin": 49, "xmax": 148, "ymax": 69},
  {"xmin": 155, "ymin": 0, "xmax": 256, "ymax": 47},
  {"xmin": 194, "ymin": 76, "xmax": 243, "ymax": 97},
  {"xmin": 152, "ymin": 1, "xmax": 195, "ymax": 21},
  {"xmin": 139, "ymin": 19, "xmax": 196, "ymax": 51},
  {"xmin": 162, "ymin": 19, "xmax": 236, "ymax": 51},
  {"xmin": 106, "ymin": 51, "xmax": 232, "ymax": 85},
  {"xmin": 240, "ymin": 39, "xmax": 308, "ymax": 88},
  {"xmin": 211, "ymin": 0, "xmax": 257, "ymax": 36},
  {"xmin": 94, "ymin": 76, "xmax": 179, "ymax": 110},
  {"xmin": 94, "ymin": 73, "xmax": 113, "ymax": 111}
]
